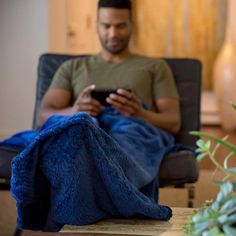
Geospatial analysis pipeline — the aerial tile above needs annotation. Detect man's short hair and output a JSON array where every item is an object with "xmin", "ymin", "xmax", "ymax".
[{"xmin": 98, "ymin": 0, "xmax": 132, "ymax": 11}]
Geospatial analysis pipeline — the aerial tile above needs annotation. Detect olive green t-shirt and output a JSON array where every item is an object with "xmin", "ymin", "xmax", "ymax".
[{"xmin": 50, "ymin": 54, "xmax": 179, "ymax": 111}]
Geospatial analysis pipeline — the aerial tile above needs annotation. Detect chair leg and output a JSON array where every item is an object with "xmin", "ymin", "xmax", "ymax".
[
  {"xmin": 186, "ymin": 184, "xmax": 195, "ymax": 208},
  {"xmin": 14, "ymin": 227, "xmax": 22, "ymax": 236}
]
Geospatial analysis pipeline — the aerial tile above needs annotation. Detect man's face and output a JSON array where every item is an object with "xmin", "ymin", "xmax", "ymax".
[{"xmin": 97, "ymin": 8, "xmax": 132, "ymax": 55}]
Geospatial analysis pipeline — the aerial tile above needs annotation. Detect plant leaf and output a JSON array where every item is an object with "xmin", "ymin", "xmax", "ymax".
[
  {"xmin": 190, "ymin": 131, "xmax": 236, "ymax": 153},
  {"xmin": 212, "ymin": 180, "xmax": 226, "ymax": 188},
  {"xmin": 194, "ymin": 221, "xmax": 214, "ymax": 235},
  {"xmin": 232, "ymin": 183, "xmax": 236, "ymax": 191},
  {"xmin": 222, "ymin": 224, "xmax": 236, "ymax": 235},
  {"xmin": 223, "ymin": 151, "xmax": 234, "ymax": 169},
  {"xmin": 221, "ymin": 182, "xmax": 233, "ymax": 196},
  {"xmin": 211, "ymin": 201, "xmax": 220, "ymax": 211},
  {"xmin": 217, "ymin": 214, "xmax": 228, "ymax": 224},
  {"xmin": 196, "ymin": 139, "xmax": 206, "ymax": 147},
  {"xmin": 231, "ymin": 102, "xmax": 236, "ymax": 111},
  {"xmin": 197, "ymin": 153, "xmax": 208, "ymax": 161},
  {"xmin": 225, "ymin": 167, "xmax": 236, "ymax": 173},
  {"xmin": 216, "ymin": 182, "xmax": 233, "ymax": 203},
  {"xmin": 209, "ymin": 227, "xmax": 225, "ymax": 236},
  {"xmin": 220, "ymin": 198, "xmax": 236, "ymax": 211}
]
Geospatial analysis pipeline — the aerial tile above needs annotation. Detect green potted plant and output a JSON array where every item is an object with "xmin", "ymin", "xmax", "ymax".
[{"xmin": 184, "ymin": 103, "xmax": 236, "ymax": 236}]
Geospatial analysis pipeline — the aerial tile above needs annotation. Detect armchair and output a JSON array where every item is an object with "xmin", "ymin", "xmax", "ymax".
[
  {"xmin": 0, "ymin": 54, "xmax": 201, "ymax": 209},
  {"xmin": 33, "ymin": 54, "xmax": 201, "ymax": 208}
]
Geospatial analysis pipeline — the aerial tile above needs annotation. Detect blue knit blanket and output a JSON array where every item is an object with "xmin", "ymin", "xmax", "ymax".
[{"xmin": 2, "ymin": 109, "xmax": 186, "ymax": 232}]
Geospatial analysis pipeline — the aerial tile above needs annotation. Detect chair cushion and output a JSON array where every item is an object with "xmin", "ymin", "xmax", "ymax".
[
  {"xmin": 0, "ymin": 146, "xmax": 23, "ymax": 179},
  {"xmin": 159, "ymin": 150, "xmax": 199, "ymax": 187}
]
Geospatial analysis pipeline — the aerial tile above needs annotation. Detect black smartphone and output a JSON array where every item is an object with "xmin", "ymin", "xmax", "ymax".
[{"xmin": 91, "ymin": 89, "xmax": 117, "ymax": 106}]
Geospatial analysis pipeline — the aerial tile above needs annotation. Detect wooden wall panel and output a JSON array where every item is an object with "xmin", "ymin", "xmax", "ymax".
[
  {"xmin": 66, "ymin": 0, "xmax": 100, "ymax": 54},
  {"xmin": 49, "ymin": 0, "xmax": 228, "ymax": 89},
  {"xmin": 48, "ymin": 0, "xmax": 68, "ymax": 53},
  {"xmin": 131, "ymin": 0, "xmax": 228, "ymax": 89}
]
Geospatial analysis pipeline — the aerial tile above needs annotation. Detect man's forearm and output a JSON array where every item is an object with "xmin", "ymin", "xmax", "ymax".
[
  {"xmin": 38, "ymin": 106, "xmax": 74, "ymax": 128},
  {"xmin": 137, "ymin": 109, "xmax": 180, "ymax": 134}
]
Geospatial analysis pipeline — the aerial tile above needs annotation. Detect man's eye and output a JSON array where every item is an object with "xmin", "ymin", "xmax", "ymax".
[
  {"xmin": 103, "ymin": 24, "xmax": 110, "ymax": 29},
  {"xmin": 117, "ymin": 24, "xmax": 127, "ymax": 29}
]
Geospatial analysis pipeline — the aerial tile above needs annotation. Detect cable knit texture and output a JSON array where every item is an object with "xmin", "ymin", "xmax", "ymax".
[{"xmin": 7, "ymin": 109, "xmax": 184, "ymax": 231}]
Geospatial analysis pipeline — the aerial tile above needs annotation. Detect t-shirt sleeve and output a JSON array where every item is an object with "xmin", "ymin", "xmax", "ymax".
[
  {"xmin": 153, "ymin": 59, "xmax": 179, "ymax": 100},
  {"xmin": 49, "ymin": 60, "xmax": 73, "ymax": 91}
]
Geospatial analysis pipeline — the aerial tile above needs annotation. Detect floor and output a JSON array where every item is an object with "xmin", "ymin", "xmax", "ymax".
[{"xmin": 0, "ymin": 191, "xmax": 17, "ymax": 236}]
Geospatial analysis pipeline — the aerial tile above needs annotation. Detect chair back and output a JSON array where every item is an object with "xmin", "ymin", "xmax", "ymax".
[
  {"xmin": 165, "ymin": 58, "xmax": 201, "ymax": 146},
  {"xmin": 33, "ymin": 54, "xmax": 201, "ymax": 147}
]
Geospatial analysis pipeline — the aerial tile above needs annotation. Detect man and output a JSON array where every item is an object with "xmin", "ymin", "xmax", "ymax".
[{"xmin": 38, "ymin": 0, "xmax": 180, "ymax": 135}]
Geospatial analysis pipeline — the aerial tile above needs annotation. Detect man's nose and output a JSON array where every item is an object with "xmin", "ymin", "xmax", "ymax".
[{"xmin": 108, "ymin": 27, "xmax": 118, "ymax": 38}]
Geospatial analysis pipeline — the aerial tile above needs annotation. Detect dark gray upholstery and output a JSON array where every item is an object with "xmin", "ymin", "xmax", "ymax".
[
  {"xmin": 0, "ymin": 146, "xmax": 23, "ymax": 189},
  {"xmin": 0, "ymin": 53, "xmax": 201, "ymax": 188},
  {"xmin": 159, "ymin": 150, "xmax": 199, "ymax": 187}
]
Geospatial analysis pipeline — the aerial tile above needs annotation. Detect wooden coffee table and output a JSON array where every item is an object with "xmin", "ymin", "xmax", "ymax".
[{"xmin": 23, "ymin": 207, "xmax": 194, "ymax": 236}]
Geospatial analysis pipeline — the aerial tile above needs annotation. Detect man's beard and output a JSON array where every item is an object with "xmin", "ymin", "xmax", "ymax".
[{"xmin": 99, "ymin": 37, "xmax": 130, "ymax": 55}]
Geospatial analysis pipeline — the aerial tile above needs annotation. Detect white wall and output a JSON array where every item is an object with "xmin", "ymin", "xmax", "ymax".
[{"xmin": 0, "ymin": 0, "xmax": 48, "ymax": 140}]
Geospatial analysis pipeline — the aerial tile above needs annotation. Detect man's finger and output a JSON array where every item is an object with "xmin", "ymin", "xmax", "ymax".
[
  {"xmin": 81, "ymin": 84, "xmax": 96, "ymax": 96},
  {"xmin": 109, "ymin": 93, "xmax": 130, "ymax": 105},
  {"xmin": 117, "ymin": 89, "xmax": 132, "ymax": 98},
  {"xmin": 91, "ymin": 98, "xmax": 102, "ymax": 108}
]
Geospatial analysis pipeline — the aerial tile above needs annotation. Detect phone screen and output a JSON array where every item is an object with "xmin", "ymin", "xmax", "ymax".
[{"xmin": 91, "ymin": 89, "xmax": 117, "ymax": 106}]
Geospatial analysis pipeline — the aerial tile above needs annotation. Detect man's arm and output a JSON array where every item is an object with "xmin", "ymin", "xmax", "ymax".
[
  {"xmin": 138, "ymin": 98, "xmax": 180, "ymax": 134},
  {"xmin": 106, "ymin": 89, "xmax": 181, "ymax": 134},
  {"xmin": 38, "ymin": 88, "xmax": 73, "ymax": 127},
  {"xmin": 38, "ymin": 85, "xmax": 102, "ymax": 127}
]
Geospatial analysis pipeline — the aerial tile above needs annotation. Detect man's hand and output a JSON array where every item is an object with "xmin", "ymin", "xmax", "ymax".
[
  {"xmin": 106, "ymin": 89, "xmax": 144, "ymax": 116},
  {"xmin": 72, "ymin": 84, "xmax": 103, "ymax": 116}
]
